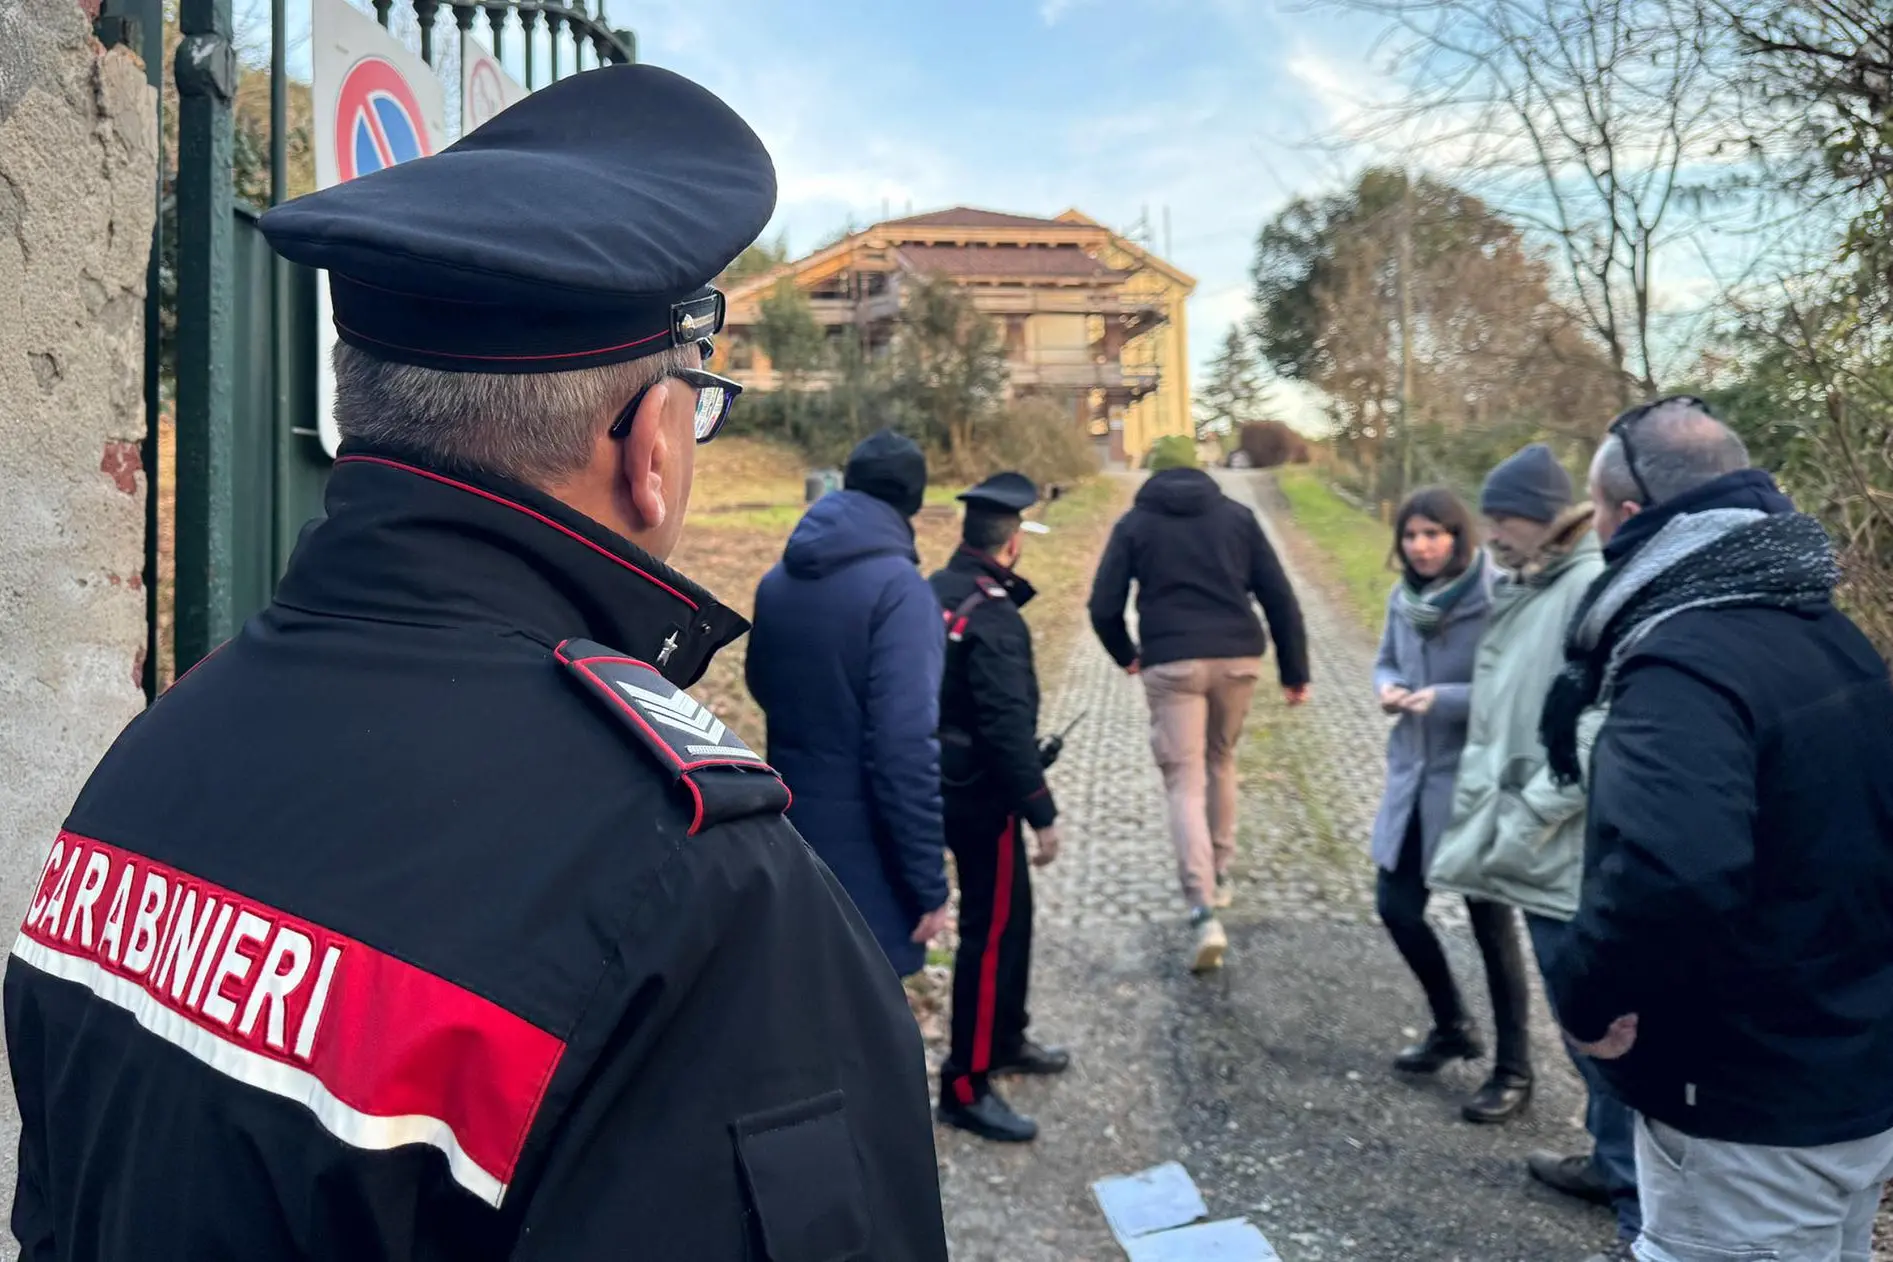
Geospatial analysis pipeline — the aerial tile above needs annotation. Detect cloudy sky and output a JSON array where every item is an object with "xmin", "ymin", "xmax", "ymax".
[
  {"xmin": 627, "ymin": 0, "xmax": 1385, "ymax": 421},
  {"xmin": 289, "ymin": 0, "xmax": 1420, "ymax": 426},
  {"xmin": 289, "ymin": 0, "xmax": 1766, "ymax": 428}
]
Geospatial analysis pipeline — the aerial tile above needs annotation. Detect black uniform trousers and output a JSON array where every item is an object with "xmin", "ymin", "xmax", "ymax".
[{"xmin": 941, "ymin": 790, "xmax": 1034, "ymax": 1105}]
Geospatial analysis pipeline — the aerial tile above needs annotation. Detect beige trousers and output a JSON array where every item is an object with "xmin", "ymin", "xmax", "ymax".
[{"xmin": 1141, "ymin": 657, "xmax": 1263, "ymax": 910}]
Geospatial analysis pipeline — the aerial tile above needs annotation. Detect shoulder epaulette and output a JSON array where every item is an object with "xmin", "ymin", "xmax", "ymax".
[
  {"xmin": 943, "ymin": 578, "xmax": 1010, "ymax": 643},
  {"xmin": 555, "ymin": 639, "xmax": 790, "ymax": 835}
]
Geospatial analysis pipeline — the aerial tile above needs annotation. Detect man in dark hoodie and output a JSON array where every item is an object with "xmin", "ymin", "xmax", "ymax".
[
  {"xmin": 1539, "ymin": 398, "xmax": 1893, "ymax": 1262},
  {"xmin": 748, "ymin": 429, "xmax": 950, "ymax": 978},
  {"xmin": 1087, "ymin": 460, "xmax": 1310, "ymax": 973}
]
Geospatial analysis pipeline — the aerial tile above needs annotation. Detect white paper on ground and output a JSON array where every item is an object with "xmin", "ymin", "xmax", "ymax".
[
  {"xmin": 1123, "ymin": 1218, "xmax": 1281, "ymax": 1262},
  {"xmin": 1091, "ymin": 1162, "xmax": 1209, "ymax": 1243}
]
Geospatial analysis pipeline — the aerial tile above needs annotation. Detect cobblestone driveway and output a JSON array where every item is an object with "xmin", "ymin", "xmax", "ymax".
[{"xmin": 934, "ymin": 472, "xmax": 1614, "ymax": 1262}]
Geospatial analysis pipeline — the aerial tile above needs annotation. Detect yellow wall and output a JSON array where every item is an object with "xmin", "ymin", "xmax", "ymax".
[{"xmin": 1113, "ymin": 261, "xmax": 1193, "ymax": 462}]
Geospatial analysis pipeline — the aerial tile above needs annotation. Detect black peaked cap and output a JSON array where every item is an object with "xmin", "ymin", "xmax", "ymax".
[
  {"xmin": 957, "ymin": 471, "xmax": 1040, "ymax": 513},
  {"xmin": 257, "ymin": 64, "xmax": 777, "ymax": 373}
]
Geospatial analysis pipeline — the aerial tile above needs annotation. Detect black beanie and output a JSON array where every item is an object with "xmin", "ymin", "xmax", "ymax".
[
  {"xmin": 844, "ymin": 429, "xmax": 927, "ymax": 519},
  {"xmin": 1481, "ymin": 443, "xmax": 1573, "ymax": 523}
]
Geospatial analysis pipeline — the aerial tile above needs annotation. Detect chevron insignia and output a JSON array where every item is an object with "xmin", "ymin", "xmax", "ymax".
[
  {"xmin": 557, "ymin": 639, "xmax": 778, "ymax": 782},
  {"xmin": 614, "ymin": 679, "xmax": 765, "ymax": 764}
]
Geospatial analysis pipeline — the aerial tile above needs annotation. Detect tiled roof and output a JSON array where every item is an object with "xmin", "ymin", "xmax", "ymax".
[
  {"xmin": 895, "ymin": 244, "xmax": 1127, "ymax": 282},
  {"xmin": 882, "ymin": 206, "xmax": 1073, "ymax": 230}
]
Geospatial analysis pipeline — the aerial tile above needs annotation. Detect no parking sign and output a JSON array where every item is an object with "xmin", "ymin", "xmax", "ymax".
[
  {"xmin": 334, "ymin": 55, "xmax": 434, "ymax": 181},
  {"xmin": 310, "ymin": 0, "xmax": 447, "ymax": 456},
  {"xmin": 462, "ymin": 42, "xmax": 528, "ymax": 135}
]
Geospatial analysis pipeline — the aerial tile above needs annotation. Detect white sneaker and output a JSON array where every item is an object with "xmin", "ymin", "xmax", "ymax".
[
  {"xmin": 1210, "ymin": 872, "xmax": 1234, "ymax": 910},
  {"xmin": 1191, "ymin": 914, "xmax": 1227, "ymax": 973}
]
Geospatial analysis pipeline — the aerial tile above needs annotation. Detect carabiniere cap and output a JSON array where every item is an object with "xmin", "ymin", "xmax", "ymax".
[
  {"xmin": 957, "ymin": 471, "xmax": 1042, "ymax": 514},
  {"xmin": 257, "ymin": 64, "xmax": 777, "ymax": 374}
]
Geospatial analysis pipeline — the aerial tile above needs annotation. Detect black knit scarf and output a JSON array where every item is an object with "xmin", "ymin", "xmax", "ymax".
[{"xmin": 1540, "ymin": 509, "xmax": 1840, "ymax": 786}]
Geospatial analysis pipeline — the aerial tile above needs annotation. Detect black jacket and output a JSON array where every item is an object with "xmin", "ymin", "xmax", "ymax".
[
  {"xmin": 1547, "ymin": 473, "xmax": 1893, "ymax": 1148},
  {"xmin": 1087, "ymin": 468, "xmax": 1309, "ymax": 684},
  {"xmin": 4, "ymin": 449, "xmax": 948, "ymax": 1261},
  {"xmin": 929, "ymin": 550, "xmax": 1056, "ymax": 830}
]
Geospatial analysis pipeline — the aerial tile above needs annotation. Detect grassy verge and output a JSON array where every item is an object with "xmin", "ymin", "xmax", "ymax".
[{"xmin": 1272, "ymin": 466, "xmax": 1393, "ymax": 634}]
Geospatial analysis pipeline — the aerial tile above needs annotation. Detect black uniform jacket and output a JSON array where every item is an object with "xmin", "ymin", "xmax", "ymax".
[
  {"xmin": 928, "ymin": 549, "xmax": 1056, "ymax": 830},
  {"xmin": 4, "ymin": 447, "xmax": 948, "ymax": 1262}
]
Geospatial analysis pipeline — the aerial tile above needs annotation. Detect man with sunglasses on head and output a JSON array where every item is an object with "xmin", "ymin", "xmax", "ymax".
[
  {"xmin": 3, "ymin": 66, "xmax": 947, "ymax": 1261},
  {"xmin": 1537, "ymin": 397, "xmax": 1893, "ymax": 1262}
]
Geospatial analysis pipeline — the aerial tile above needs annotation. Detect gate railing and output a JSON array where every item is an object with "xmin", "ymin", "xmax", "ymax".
[{"xmin": 92, "ymin": 0, "xmax": 634, "ymax": 698}]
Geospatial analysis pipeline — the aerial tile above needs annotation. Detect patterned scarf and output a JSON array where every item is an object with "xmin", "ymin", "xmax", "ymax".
[
  {"xmin": 1540, "ymin": 508, "xmax": 1840, "ymax": 785},
  {"xmin": 1395, "ymin": 550, "xmax": 1486, "ymax": 637}
]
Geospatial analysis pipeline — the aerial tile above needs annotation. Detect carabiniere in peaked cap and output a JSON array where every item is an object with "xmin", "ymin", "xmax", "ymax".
[{"xmin": 256, "ymin": 64, "xmax": 777, "ymax": 374}]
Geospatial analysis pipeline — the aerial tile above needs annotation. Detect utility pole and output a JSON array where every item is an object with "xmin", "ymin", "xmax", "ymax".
[{"xmin": 1395, "ymin": 170, "xmax": 1416, "ymax": 500}]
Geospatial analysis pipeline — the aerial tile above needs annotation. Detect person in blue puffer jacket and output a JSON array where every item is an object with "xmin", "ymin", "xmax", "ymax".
[{"xmin": 747, "ymin": 429, "xmax": 950, "ymax": 977}]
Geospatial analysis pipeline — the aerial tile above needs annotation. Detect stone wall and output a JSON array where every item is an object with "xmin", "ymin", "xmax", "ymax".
[{"xmin": 0, "ymin": 0, "xmax": 157, "ymax": 1224}]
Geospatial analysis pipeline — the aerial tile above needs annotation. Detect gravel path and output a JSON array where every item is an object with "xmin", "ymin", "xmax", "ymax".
[{"xmin": 932, "ymin": 471, "xmax": 1619, "ymax": 1262}]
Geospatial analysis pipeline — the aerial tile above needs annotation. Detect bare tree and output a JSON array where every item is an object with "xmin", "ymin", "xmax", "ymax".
[
  {"xmin": 1321, "ymin": 0, "xmax": 1744, "ymax": 403},
  {"xmin": 1708, "ymin": 1, "xmax": 1893, "ymax": 652}
]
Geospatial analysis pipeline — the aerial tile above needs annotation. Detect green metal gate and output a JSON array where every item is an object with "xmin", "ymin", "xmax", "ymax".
[{"xmin": 91, "ymin": 0, "xmax": 636, "ymax": 698}]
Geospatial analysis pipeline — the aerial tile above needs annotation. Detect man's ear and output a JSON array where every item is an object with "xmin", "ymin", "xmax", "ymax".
[{"xmin": 616, "ymin": 380, "xmax": 673, "ymax": 534}]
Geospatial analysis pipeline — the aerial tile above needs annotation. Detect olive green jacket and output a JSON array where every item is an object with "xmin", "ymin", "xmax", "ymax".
[{"xmin": 1428, "ymin": 506, "xmax": 1604, "ymax": 922}]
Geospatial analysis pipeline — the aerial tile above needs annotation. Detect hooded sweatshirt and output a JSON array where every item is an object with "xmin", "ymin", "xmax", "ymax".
[
  {"xmin": 1087, "ymin": 468, "xmax": 1310, "ymax": 683},
  {"xmin": 747, "ymin": 489, "xmax": 947, "ymax": 977}
]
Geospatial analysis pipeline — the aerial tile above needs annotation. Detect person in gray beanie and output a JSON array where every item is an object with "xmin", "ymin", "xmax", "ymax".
[
  {"xmin": 1429, "ymin": 441, "xmax": 1643, "ymax": 1247},
  {"xmin": 1480, "ymin": 443, "xmax": 1574, "ymax": 552}
]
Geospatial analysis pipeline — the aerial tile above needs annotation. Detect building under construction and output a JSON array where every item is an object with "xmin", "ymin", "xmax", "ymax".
[{"xmin": 719, "ymin": 206, "xmax": 1196, "ymax": 466}]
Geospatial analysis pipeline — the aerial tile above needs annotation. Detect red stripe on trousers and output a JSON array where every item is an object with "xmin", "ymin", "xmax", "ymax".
[{"xmin": 958, "ymin": 816, "xmax": 1017, "ymax": 1104}]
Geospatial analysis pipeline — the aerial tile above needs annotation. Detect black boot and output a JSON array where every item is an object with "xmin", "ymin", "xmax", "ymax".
[
  {"xmin": 938, "ymin": 1086, "xmax": 1038, "ymax": 1143},
  {"xmin": 1393, "ymin": 1023, "xmax": 1484, "ymax": 1075},
  {"xmin": 992, "ymin": 1039, "xmax": 1070, "ymax": 1077},
  {"xmin": 1462, "ymin": 1070, "xmax": 1533, "ymax": 1123},
  {"xmin": 1527, "ymin": 1150, "xmax": 1612, "ymax": 1207}
]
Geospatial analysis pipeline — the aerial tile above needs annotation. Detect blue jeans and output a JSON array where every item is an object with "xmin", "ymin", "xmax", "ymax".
[{"xmin": 1525, "ymin": 913, "xmax": 1642, "ymax": 1240}]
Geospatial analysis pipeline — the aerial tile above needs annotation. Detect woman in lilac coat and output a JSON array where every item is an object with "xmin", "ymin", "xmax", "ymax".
[{"xmin": 1369, "ymin": 488, "xmax": 1532, "ymax": 1115}]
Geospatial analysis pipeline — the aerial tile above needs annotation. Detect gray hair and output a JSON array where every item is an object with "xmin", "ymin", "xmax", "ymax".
[
  {"xmin": 1592, "ymin": 399, "xmax": 1751, "ymax": 507},
  {"xmin": 331, "ymin": 341, "xmax": 701, "ymax": 485}
]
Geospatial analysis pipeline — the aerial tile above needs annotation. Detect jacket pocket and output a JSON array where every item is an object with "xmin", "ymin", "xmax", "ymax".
[
  {"xmin": 733, "ymin": 1091, "xmax": 871, "ymax": 1262},
  {"xmin": 1641, "ymin": 1116, "xmax": 1689, "ymax": 1174},
  {"xmin": 1477, "ymin": 791, "xmax": 1578, "ymax": 905}
]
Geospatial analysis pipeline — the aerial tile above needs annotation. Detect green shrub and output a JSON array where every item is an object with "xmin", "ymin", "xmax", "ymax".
[{"xmin": 1144, "ymin": 434, "xmax": 1199, "ymax": 472}]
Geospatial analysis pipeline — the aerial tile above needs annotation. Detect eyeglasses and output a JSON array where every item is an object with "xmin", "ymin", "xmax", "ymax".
[
  {"xmin": 608, "ymin": 365, "xmax": 745, "ymax": 445},
  {"xmin": 1606, "ymin": 394, "xmax": 1714, "ymax": 506}
]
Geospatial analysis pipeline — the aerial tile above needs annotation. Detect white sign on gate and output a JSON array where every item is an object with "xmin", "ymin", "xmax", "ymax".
[
  {"xmin": 309, "ymin": 0, "xmax": 448, "ymax": 458},
  {"xmin": 461, "ymin": 39, "xmax": 528, "ymax": 135}
]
